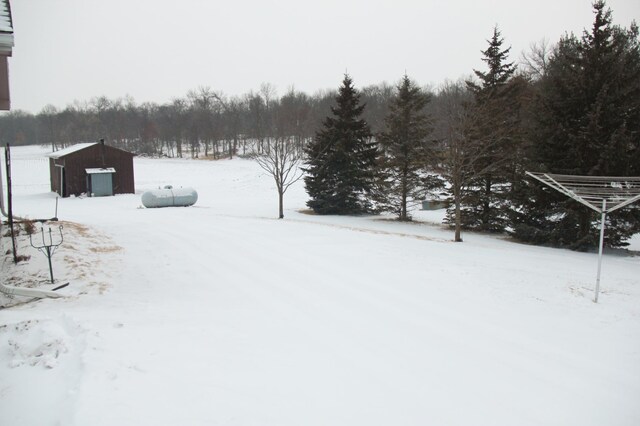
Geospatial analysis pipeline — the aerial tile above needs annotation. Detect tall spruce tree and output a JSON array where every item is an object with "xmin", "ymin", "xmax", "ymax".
[
  {"xmin": 468, "ymin": 26, "xmax": 517, "ymax": 96},
  {"xmin": 376, "ymin": 75, "xmax": 435, "ymax": 221},
  {"xmin": 514, "ymin": 1, "xmax": 640, "ymax": 249},
  {"xmin": 304, "ymin": 75, "xmax": 378, "ymax": 214},
  {"xmin": 451, "ymin": 26, "xmax": 519, "ymax": 233}
]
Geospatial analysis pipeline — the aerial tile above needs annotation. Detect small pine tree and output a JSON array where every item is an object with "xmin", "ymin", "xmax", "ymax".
[
  {"xmin": 304, "ymin": 75, "xmax": 378, "ymax": 214},
  {"xmin": 376, "ymin": 75, "xmax": 436, "ymax": 221}
]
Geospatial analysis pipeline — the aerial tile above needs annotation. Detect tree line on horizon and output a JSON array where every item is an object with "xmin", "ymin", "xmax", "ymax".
[
  {"xmin": 1, "ymin": 0, "xmax": 638, "ymax": 250},
  {"xmin": 0, "ymin": 80, "xmax": 395, "ymax": 159}
]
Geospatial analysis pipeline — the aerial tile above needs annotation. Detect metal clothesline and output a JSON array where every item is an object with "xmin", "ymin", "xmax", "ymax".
[{"xmin": 526, "ymin": 172, "xmax": 640, "ymax": 303}]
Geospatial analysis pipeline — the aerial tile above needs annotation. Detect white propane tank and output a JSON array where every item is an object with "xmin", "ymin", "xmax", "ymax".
[{"xmin": 141, "ymin": 185, "xmax": 198, "ymax": 208}]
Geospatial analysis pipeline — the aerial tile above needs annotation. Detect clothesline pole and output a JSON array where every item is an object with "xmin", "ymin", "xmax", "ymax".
[{"xmin": 594, "ymin": 199, "xmax": 606, "ymax": 303}]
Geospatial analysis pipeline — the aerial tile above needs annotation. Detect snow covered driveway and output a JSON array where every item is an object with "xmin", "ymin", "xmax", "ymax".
[{"xmin": 1, "ymin": 146, "xmax": 639, "ymax": 426}]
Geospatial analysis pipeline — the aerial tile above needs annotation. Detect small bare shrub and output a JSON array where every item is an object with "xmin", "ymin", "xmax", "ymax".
[{"xmin": 22, "ymin": 220, "xmax": 37, "ymax": 235}]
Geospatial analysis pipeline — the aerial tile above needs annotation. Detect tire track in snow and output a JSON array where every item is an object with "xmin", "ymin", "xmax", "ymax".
[
  {"xmin": 285, "ymin": 217, "xmax": 453, "ymax": 243},
  {"xmin": 177, "ymin": 210, "xmax": 453, "ymax": 244}
]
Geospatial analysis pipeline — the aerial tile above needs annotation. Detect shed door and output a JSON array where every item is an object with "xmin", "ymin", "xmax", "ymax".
[{"xmin": 90, "ymin": 173, "xmax": 114, "ymax": 197}]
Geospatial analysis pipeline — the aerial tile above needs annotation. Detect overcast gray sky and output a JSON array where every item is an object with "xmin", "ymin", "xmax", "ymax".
[{"xmin": 7, "ymin": 0, "xmax": 640, "ymax": 113}]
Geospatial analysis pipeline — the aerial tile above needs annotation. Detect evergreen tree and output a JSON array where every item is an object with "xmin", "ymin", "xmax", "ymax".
[
  {"xmin": 303, "ymin": 75, "xmax": 378, "ymax": 214},
  {"xmin": 514, "ymin": 0, "xmax": 640, "ymax": 250},
  {"xmin": 376, "ymin": 75, "xmax": 436, "ymax": 221},
  {"xmin": 449, "ymin": 26, "xmax": 521, "ymax": 233},
  {"xmin": 468, "ymin": 26, "xmax": 517, "ymax": 97}
]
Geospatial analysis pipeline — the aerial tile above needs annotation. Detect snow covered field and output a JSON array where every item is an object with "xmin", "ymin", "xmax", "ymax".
[{"xmin": 1, "ymin": 145, "xmax": 639, "ymax": 426}]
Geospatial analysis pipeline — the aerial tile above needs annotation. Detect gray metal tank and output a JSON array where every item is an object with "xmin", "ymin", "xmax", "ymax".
[{"xmin": 141, "ymin": 185, "xmax": 198, "ymax": 208}]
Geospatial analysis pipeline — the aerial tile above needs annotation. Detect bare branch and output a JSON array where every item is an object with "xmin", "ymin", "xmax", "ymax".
[{"xmin": 253, "ymin": 136, "xmax": 305, "ymax": 218}]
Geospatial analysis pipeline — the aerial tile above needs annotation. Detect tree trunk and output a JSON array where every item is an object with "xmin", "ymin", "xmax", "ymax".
[
  {"xmin": 278, "ymin": 189, "xmax": 284, "ymax": 219},
  {"xmin": 454, "ymin": 182, "xmax": 463, "ymax": 242},
  {"xmin": 400, "ymin": 170, "xmax": 408, "ymax": 221},
  {"xmin": 483, "ymin": 175, "xmax": 492, "ymax": 230},
  {"xmin": 401, "ymin": 187, "xmax": 408, "ymax": 221}
]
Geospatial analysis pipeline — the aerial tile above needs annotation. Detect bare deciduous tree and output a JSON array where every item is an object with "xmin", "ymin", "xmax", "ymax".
[
  {"xmin": 253, "ymin": 136, "xmax": 304, "ymax": 219},
  {"xmin": 38, "ymin": 104, "xmax": 59, "ymax": 151},
  {"xmin": 435, "ymin": 80, "xmax": 519, "ymax": 242},
  {"xmin": 520, "ymin": 38, "xmax": 553, "ymax": 80}
]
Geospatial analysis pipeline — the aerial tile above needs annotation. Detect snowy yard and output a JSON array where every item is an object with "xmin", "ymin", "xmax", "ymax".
[{"xmin": 1, "ymin": 145, "xmax": 639, "ymax": 426}]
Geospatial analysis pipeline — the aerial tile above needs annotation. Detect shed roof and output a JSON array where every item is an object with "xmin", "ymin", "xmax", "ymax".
[{"xmin": 47, "ymin": 143, "xmax": 98, "ymax": 159}]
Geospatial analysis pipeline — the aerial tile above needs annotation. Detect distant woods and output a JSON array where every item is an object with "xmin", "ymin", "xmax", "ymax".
[{"xmin": 0, "ymin": 83, "xmax": 396, "ymax": 159}]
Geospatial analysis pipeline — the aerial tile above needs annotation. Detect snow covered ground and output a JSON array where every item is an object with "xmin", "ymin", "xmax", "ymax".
[{"xmin": 1, "ymin": 145, "xmax": 639, "ymax": 426}]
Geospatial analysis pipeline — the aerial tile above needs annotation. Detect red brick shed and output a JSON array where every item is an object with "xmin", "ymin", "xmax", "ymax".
[{"xmin": 47, "ymin": 141, "xmax": 135, "ymax": 197}]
